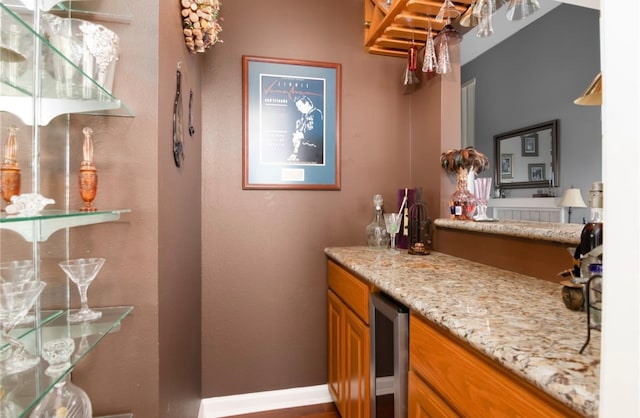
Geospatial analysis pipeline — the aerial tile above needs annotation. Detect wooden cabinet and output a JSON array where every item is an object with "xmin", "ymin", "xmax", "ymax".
[
  {"xmin": 328, "ymin": 290, "xmax": 343, "ymax": 406},
  {"xmin": 409, "ymin": 313, "xmax": 581, "ymax": 418},
  {"xmin": 327, "ymin": 260, "xmax": 371, "ymax": 418}
]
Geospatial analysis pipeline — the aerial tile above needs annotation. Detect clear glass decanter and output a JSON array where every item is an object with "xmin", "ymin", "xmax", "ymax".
[
  {"xmin": 29, "ymin": 338, "xmax": 92, "ymax": 418},
  {"xmin": 366, "ymin": 194, "xmax": 390, "ymax": 249}
]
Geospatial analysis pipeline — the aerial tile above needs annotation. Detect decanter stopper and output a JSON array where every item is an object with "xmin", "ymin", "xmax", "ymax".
[
  {"xmin": 1, "ymin": 126, "xmax": 21, "ymax": 205},
  {"xmin": 80, "ymin": 127, "xmax": 95, "ymax": 169},
  {"xmin": 79, "ymin": 127, "xmax": 98, "ymax": 212},
  {"xmin": 2, "ymin": 126, "xmax": 19, "ymax": 166},
  {"xmin": 42, "ymin": 338, "xmax": 75, "ymax": 378}
]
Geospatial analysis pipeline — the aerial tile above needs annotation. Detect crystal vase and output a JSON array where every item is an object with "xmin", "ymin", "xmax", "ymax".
[{"xmin": 449, "ymin": 168, "xmax": 477, "ymax": 220}]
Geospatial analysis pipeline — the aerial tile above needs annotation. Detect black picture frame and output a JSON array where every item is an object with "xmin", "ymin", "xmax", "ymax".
[
  {"xmin": 521, "ymin": 133, "xmax": 539, "ymax": 156},
  {"xmin": 242, "ymin": 55, "xmax": 341, "ymax": 190},
  {"xmin": 500, "ymin": 153, "xmax": 513, "ymax": 178},
  {"xmin": 528, "ymin": 163, "xmax": 546, "ymax": 181}
]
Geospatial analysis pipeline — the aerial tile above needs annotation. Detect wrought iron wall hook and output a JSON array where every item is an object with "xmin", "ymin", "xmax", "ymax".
[
  {"xmin": 173, "ymin": 69, "xmax": 184, "ymax": 167},
  {"xmin": 189, "ymin": 89, "xmax": 195, "ymax": 137}
]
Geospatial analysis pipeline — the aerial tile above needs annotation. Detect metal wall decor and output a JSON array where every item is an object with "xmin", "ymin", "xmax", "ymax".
[{"xmin": 173, "ymin": 69, "xmax": 184, "ymax": 168}]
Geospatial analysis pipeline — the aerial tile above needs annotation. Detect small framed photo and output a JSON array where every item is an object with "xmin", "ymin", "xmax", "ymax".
[
  {"xmin": 500, "ymin": 153, "xmax": 513, "ymax": 178},
  {"xmin": 521, "ymin": 133, "xmax": 538, "ymax": 156},
  {"xmin": 242, "ymin": 55, "xmax": 341, "ymax": 190},
  {"xmin": 528, "ymin": 163, "xmax": 546, "ymax": 181}
]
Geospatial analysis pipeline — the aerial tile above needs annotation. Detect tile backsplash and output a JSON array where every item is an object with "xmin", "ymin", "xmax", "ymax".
[{"xmin": 494, "ymin": 208, "xmax": 561, "ymax": 223}]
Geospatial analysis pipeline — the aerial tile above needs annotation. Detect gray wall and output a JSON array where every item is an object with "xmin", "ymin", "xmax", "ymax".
[{"xmin": 462, "ymin": 4, "xmax": 601, "ymax": 222}]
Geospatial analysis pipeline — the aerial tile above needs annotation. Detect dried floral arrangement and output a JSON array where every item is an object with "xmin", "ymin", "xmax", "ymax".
[
  {"xmin": 181, "ymin": 0, "xmax": 223, "ymax": 54},
  {"xmin": 440, "ymin": 146, "xmax": 490, "ymax": 174}
]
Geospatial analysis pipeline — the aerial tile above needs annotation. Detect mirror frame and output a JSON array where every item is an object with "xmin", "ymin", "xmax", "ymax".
[{"xmin": 494, "ymin": 119, "xmax": 559, "ymax": 190}]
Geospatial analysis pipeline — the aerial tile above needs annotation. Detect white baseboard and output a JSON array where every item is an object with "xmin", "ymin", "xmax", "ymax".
[{"xmin": 198, "ymin": 384, "xmax": 333, "ymax": 418}]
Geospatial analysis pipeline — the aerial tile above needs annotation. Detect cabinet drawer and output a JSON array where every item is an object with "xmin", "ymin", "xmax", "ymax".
[
  {"xmin": 328, "ymin": 260, "xmax": 370, "ymax": 324},
  {"xmin": 409, "ymin": 371, "xmax": 460, "ymax": 418},
  {"xmin": 410, "ymin": 313, "xmax": 580, "ymax": 418}
]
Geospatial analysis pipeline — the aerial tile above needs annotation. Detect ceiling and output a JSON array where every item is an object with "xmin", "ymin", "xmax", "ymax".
[
  {"xmin": 364, "ymin": 0, "xmax": 474, "ymax": 58},
  {"xmin": 364, "ymin": 0, "xmax": 600, "ymax": 63}
]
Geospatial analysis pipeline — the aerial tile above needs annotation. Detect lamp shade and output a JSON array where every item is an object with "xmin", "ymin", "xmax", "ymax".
[{"xmin": 561, "ymin": 188, "xmax": 587, "ymax": 208}]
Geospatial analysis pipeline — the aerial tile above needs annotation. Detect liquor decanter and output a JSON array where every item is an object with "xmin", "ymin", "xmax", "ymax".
[{"xmin": 366, "ymin": 194, "xmax": 390, "ymax": 249}]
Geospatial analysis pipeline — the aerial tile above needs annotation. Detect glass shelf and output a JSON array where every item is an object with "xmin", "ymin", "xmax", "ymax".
[
  {"xmin": 3, "ymin": 310, "xmax": 65, "ymax": 351},
  {"xmin": 1, "ymin": 306, "xmax": 133, "ymax": 417},
  {"xmin": 1, "ymin": 0, "xmax": 132, "ymax": 23},
  {"xmin": 0, "ymin": 4, "xmax": 134, "ymax": 126},
  {"xmin": 0, "ymin": 209, "xmax": 131, "ymax": 242}
]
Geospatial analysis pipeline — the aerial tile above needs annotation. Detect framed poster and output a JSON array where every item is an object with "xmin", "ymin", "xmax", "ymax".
[
  {"xmin": 521, "ymin": 133, "xmax": 539, "ymax": 156},
  {"xmin": 242, "ymin": 55, "xmax": 341, "ymax": 190}
]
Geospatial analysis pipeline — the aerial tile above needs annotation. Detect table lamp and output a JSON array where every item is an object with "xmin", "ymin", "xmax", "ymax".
[{"xmin": 561, "ymin": 187, "xmax": 586, "ymax": 223}]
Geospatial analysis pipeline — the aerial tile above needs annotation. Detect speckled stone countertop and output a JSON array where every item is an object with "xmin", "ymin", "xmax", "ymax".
[
  {"xmin": 434, "ymin": 218, "xmax": 583, "ymax": 245},
  {"xmin": 324, "ymin": 247, "xmax": 599, "ymax": 417}
]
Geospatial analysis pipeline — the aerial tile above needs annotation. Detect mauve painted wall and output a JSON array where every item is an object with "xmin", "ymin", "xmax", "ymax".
[
  {"xmin": 201, "ymin": 0, "xmax": 459, "ymax": 397},
  {"xmin": 55, "ymin": 2, "xmax": 203, "ymax": 417}
]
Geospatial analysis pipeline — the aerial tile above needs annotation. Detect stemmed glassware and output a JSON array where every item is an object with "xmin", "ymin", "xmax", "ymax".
[
  {"xmin": 422, "ymin": 22, "xmax": 438, "ymax": 75},
  {"xmin": 59, "ymin": 258, "xmax": 105, "ymax": 323},
  {"xmin": 473, "ymin": 177, "xmax": 493, "ymax": 220},
  {"xmin": 384, "ymin": 212, "xmax": 402, "ymax": 250},
  {"xmin": 0, "ymin": 280, "xmax": 47, "ymax": 375},
  {"xmin": 474, "ymin": 0, "xmax": 495, "ymax": 38},
  {"xmin": 1, "ymin": 260, "xmax": 36, "ymax": 323},
  {"xmin": 0, "ymin": 260, "xmax": 35, "ymax": 284}
]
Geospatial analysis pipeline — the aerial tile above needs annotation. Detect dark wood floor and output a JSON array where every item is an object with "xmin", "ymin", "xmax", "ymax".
[{"xmin": 225, "ymin": 402, "xmax": 340, "ymax": 418}]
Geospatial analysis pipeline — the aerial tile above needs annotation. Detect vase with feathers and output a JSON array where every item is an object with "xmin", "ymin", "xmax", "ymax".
[{"xmin": 440, "ymin": 147, "xmax": 490, "ymax": 220}]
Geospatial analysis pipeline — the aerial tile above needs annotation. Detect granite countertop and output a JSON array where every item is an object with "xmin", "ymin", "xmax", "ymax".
[
  {"xmin": 434, "ymin": 218, "xmax": 583, "ymax": 245},
  {"xmin": 324, "ymin": 246, "xmax": 599, "ymax": 417}
]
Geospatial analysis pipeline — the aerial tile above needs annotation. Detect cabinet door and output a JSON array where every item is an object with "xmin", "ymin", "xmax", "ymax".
[
  {"xmin": 344, "ymin": 306, "xmax": 370, "ymax": 418},
  {"xmin": 328, "ymin": 290, "xmax": 344, "ymax": 412},
  {"xmin": 410, "ymin": 314, "xmax": 580, "ymax": 418},
  {"xmin": 409, "ymin": 371, "xmax": 460, "ymax": 418}
]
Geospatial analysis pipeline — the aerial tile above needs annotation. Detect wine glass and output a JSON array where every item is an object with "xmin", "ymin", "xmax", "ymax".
[
  {"xmin": 0, "ymin": 280, "xmax": 47, "ymax": 375},
  {"xmin": 384, "ymin": 213, "xmax": 402, "ymax": 250},
  {"xmin": 473, "ymin": 177, "xmax": 493, "ymax": 220},
  {"xmin": 58, "ymin": 258, "xmax": 105, "ymax": 323}
]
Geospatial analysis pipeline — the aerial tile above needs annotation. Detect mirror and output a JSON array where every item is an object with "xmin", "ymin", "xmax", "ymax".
[{"xmin": 494, "ymin": 119, "xmax": 558, "ymax": 190}]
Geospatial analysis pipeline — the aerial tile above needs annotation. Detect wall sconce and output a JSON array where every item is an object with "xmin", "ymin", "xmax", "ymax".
[
  {"xmin": 561, "ymin": 187, "xmax": 586, "ymax": 223},
  {"xmin": 574, "ymin": 72, "xmax": 602, "ymax": 106}
]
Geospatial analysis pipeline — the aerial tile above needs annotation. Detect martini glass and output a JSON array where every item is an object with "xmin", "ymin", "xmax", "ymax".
[
  {"xmin": 0, "ymin": 260, "xmax": 34, "ymax": 284},
  {"xmin": 0, "ymin": 280, "xmax": 47, "ymax": 375},
  {"xmin": 0, "ymin": 260, "xmax": 36, "ymax": 323},
  {"xmin": 384, "ymin": 213, "xmax": 402, "ymax": 250},
  {"xmin": 58, "ymin": 258, "xmax": 105, "ymax": 323}
]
